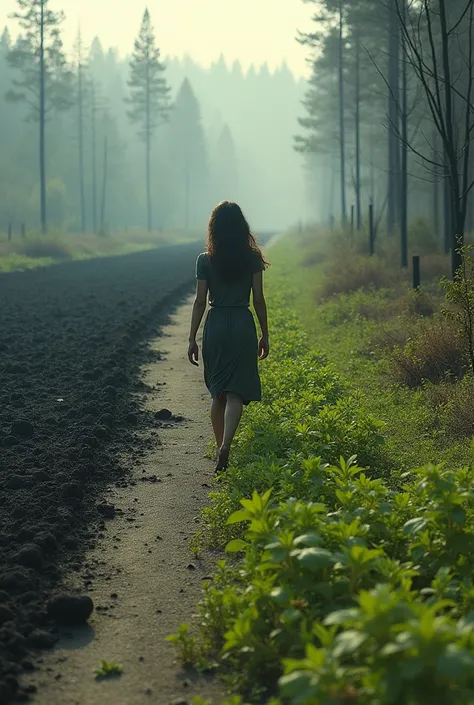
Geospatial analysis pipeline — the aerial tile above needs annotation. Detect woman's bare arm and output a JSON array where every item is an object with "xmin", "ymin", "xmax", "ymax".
[
  {"xmin": 252, "ymin": 271, "xmax": 269, "ymax": 359},
  {"xmin": 188, "ymin": 279, "xmax": 208, "ymax": 365}
]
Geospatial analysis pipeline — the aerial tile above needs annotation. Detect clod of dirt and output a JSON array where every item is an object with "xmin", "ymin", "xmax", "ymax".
[
  {"xmin": 155, "ymin": 409, "xmax": 172, "ymax": 421},
  {"xmin": 0, "ymin": 568, "xmax": 36, "ymax": 594},
  {"xmin": 97, "ymin": 503, "xmax": 116, "ymax": 519},
  {"xmin": 0, "ymin": 680, "xmax": 14, "ymax": 705},
  {"xmin": 27, "ymin": 629, "xmax": 57, "ymax": 649},
  {"xmin": 5, "ymin": 475, "xmax": 29, "ymax": 490},
  {"xmin": 61, "ymin": 483, "xmax": 83, "ymax": 500},
  {"xmin": 16, "ymin": 545, "xmax": 43, "ymax": 571},
  {"xmin": 34, "ymin": 532, "xmax": 58, "ymax": 555},
  {"xmin": 0, "ymin": 605, "xmax": 15, "ymax": 625},
  {"xmin": 186, "ymin": 564, "xmax": 196, "ymax": 571},
  {"xmin": 2, "ymin": 436, "xmax": 19, "ymax": 448},
  {"xmin": 47, "ymin": 594, "xmax": 94, "ymax": 626},
  {"xmin": 11, "ymin": 420, "xmax": 34, "ymax": 439}
]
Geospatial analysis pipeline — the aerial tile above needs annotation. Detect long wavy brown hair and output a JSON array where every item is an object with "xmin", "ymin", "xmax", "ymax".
[{"xmin": 206, "ymin": 201, "xmax": 268, "ymax": 280}]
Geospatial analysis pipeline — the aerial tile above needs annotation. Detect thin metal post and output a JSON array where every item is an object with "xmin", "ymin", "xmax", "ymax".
[{"xmin": 413, "ymin": 255, "xmax": 420, "ymax": 289}]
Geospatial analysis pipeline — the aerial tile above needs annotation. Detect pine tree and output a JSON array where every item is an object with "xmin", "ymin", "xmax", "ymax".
[
  {"xmin": 167, "ymin": 79, "xmax": 209, "ymax": 229},
  {"xmin": 212, "ymin": 124, "xmax": 239, "ymax": 202},
  {"xmin": 6, "ymin": 0, "xmax": 72, "ymax": 234},
  {"xmin": 126, "ymin": 9, "xmax": 170, "ymax": 231},
  {"xmin": 73, "ymin": 27, "xmax": 87, "ymax": 233}
]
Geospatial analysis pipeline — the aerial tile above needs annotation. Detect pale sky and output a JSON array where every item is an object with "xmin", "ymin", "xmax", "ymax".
[{"xmin": 1, "ymin": 0, "xmax": 314, "ymax": 77}]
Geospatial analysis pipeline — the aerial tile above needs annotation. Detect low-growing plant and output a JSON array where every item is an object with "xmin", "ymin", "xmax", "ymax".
[{"xmin": 94, "ymin": 659, "xmax": 123, "ymax": 679}]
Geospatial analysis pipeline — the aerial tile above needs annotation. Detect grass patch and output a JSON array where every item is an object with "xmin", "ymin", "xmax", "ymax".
[{"xmin": 268, "ymin": 231, "xmax": 473, "ymax": 470}]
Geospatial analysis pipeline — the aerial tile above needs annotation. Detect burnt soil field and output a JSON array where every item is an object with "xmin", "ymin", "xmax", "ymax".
[{"xmin": 0, "ymin": 242, "xmax": 202, "ymax": 703}]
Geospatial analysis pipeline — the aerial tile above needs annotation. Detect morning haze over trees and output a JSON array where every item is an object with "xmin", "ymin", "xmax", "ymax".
[
  {"xmin": 0, "ymin": 0, "xmax": 306, "ymax": 237},
  {"xmin": 0, "ymin": 0, "xmax": 473, "ymax": 279}
]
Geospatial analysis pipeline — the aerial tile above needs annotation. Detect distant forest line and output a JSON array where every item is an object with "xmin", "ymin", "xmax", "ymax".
[{"xmin": 0, "ymin": 8, "xmax": 308, "ymax": 236}]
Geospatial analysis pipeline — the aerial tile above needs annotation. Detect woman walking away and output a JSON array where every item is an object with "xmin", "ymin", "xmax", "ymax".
[{"xmin": 187, "ymin": 201, "xmax": 269, "ymax": 473}]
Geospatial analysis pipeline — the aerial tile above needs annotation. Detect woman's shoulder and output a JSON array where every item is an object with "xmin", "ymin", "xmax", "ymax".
[
  {"xmin": 250, "ymin": 249, "xmax": 265, "ymax": 273},
  {"xmin": 196, "ymin": 252, "xmax": 210, "ymax": 279}
]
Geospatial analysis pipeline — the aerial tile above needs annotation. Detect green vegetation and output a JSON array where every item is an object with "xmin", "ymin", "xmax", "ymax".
[
  {"xmin": 169, "ymin": 228, "xmax": 474, "ymax": 705},
  {"xmin": 94, "ymin": 659, "xmax": 123, "ymax": 679},
  {"xmin": 274, "ymin": 229, "xmax": 474, "ymax": 472}
]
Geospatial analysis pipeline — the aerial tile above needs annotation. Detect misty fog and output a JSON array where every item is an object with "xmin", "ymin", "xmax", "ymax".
[{"xmin": 0, "ymin": 23, "xmax": 311, "ymax": 235}]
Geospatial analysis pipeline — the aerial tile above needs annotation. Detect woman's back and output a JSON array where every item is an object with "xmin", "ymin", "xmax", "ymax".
[{"xmin": 196, "ymin": 252, "xmax": 263, "ymax": 308}]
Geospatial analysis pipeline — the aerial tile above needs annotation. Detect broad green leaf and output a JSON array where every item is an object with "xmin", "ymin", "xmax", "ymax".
[
  {"xmin": 279, "ymin": 671, "xmax": 319, "ymax": 704},
  {"xmin": 333, "ymin": 630, "xmax": 367, "ymax": 658},
  {"xmin": 450, "ymin": 506, "xmax": 467, "ymax": 525},
  {"xmin": 225, "ymin": 539, "xmax": 249, "ymax": 553},
  {"xmin": 403, "ymin": 517, "xmax": 429, "ymax": 535},
  {"xmin": 324, "ymin": 608, "xmax": 358, "ymax": 626},
  {"xmin": 226, "ymin": 509, "xmax": 252, "ymax": 525},
  {"xmin": 293, "ymin": 533, "xmax": 322, "ymax": 547},
  {"xmin": 437, "ymin": 645, "xmax": 474, "ymax": 678},
  {"xmin": 294, "ymin": 547, "xmax": 334, "ymax": 571}
]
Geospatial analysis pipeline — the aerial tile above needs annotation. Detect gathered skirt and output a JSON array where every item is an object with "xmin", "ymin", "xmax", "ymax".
[{"xmin": 202, "ymin": 306, "xmax": 261, "ymax": 405}]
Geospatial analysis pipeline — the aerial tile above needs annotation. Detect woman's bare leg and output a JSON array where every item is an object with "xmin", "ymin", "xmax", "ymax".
[
  {"xmin": 219, "ymin": 393, "xmax": 243, "ymax": 462},
  {"xmin": 211, "ymin": 395, "xmax": 227, "ymax": 449}
]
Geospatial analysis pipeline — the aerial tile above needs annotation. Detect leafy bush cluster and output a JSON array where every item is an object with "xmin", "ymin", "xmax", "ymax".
[
  {"xmin": 200, "ymin": 293, "xmax": 385, "ymax": 548},
  {"xmin": 170, "ymin": 289, "xmax": 474, "ymax": 705}
]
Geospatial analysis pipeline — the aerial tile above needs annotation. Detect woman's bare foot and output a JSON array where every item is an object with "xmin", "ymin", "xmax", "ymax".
[{"xmin": 215, "ymin": 445, "xmax": 230, "ymax": 473}]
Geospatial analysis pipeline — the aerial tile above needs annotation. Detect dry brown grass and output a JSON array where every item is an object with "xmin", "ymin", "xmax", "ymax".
[
  {"xmin": 390, "ymin": 316, "xmax": 467, "ymax": 387},
  {"xmin": 425, "ymin": 376, "xmax": 474, "ymax": 438},
  {"xmin": 317, "ymin": 250, "xmax": 402, "ymax": 300},
  {"xmin": 0, "ymin": 228, "xmax": 195, "ymax": 266}
]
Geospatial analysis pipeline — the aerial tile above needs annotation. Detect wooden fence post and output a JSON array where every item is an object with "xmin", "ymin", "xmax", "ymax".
[{"xmin": 413, "ymin": 255, "xmax": 420, "ymax": 289}]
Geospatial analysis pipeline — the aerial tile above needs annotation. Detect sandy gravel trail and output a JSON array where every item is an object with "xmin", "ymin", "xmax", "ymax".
[{"xmin": 24, "ymin": 297, "xmax": 224, "ymax": 705}]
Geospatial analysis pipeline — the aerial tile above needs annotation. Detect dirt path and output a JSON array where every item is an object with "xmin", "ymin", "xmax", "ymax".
[{"xmin": 24, "ymin": 297, "xmax": 224, "ymax": 705}]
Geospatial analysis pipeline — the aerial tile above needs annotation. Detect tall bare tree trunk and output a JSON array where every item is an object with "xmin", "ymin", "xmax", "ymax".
[
  {"xmin": 443, "ymin": 160, "xmax": 452, "ymax": 255},
  {"xmin": 185, "ymin": 155, "xmax": 190, "ymax": 231},
  {"xmin": 77, "ymin": 36, "xmax": 86, "ymax": 234},
  {"xmin": 338, "ymin": 0, "xmax": 347, "ymax": 224},
  {"xmin": 91, "ymin": 81, "xmax": 97, "ymax": 235},
  {"xmin": 433, "ymin": 126, "xmax": 440, "ymax": 240},
  {"xmin": 39, "ymin": 0, "xmax": 47, "ymax": 235},
  {"xmin": 100, "ymin": 134, "xmax": 108, "ymax": 235},
  {"xmin": 387, "ymin": 0, "xmax": 400, "ymax": 236},
  {"xmin": 400, "ymin": 0, "xmax": 408, "ymax": 267},
  {"xmin": 355, "ymin": 27, "xmax": 362, "ymax": 230},
  {"xmin": 146, "ymin": 58, "xmax": 152, "ymax": 232},
  {"xmin": 439, "ymin": 0, "xmax": 463, "ymax": 276}
]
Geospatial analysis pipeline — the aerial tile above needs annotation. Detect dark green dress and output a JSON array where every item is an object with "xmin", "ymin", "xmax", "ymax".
[{"xmin": 196, "ymin": 252, "xmax": 264, "ymax": 405}]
